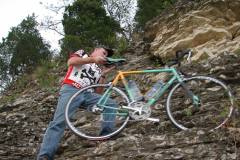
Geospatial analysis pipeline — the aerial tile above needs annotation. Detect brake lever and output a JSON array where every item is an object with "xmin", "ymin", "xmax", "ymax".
[
  {"xmin": 167, "ymin": 49, "xmax": 192, "ymax": 67},
  {"xmin": 186, "ymin": 50, "xmax": 192, "ymax": 63}
]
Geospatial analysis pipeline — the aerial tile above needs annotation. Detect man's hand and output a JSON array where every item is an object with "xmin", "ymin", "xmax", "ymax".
[
  {"xmin": 102, "ymin": 66, "xmax": 116, "ymax": 76},
  {"xmin": 93, "ymin": 56, "xmax": 106, "ymax": 64}
]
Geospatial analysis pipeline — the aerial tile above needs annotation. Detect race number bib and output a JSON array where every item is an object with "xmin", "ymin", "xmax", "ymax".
[{"xmin": 68, "ymin": 63, "xmax": 101, "ymax": 87}]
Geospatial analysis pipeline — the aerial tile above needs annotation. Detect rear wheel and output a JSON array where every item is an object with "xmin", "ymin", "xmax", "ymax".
[
  {"xmin": 65, "ymin": 84, "xmax": 130, "ymax": 140},
  {"xmin": 166, "ymin": 76, "xmax": 234, "ymax": 131}
]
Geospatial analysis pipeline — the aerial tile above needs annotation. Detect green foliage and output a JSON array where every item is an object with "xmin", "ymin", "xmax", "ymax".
[
  {"xmin": 0, "ymin": 55, "xmax": 9, "ymax": 89},
  {"xmin": 102, "ymin": 0, "xmax": 137, "ymax": 40},
  {"xmin": 0, "ymin": 15, "xmax": 51, "ymax": 88},
  {"xmin": 15, "ymin": 74, "xmax": 32, "ymax": 91},
  {"xmin": 0, "ymin": 93, "xmax": 19, "ymax": 105},
  {"xmin": 135, "ymin": 0, "xmax": 176, "ymax": 30},
  {"xmin": 61, "ymin": 0, "xmax": 122, "ymax": 59},
  {"xmin": 34, "ymin": 60, "xmax": 57, "ymax": 88},
  {"xmin": 115, "ymin": 37, "xmax": 128, "ymax": 55},
  {"xmin": 0, "ymin": 14, "xmax": 52, "ymax": 90},
  {"xmin": 0, "ymin": 59, "xmax": 58, "ymax": 100},
  {"xmin": 1, "ymin": 15, "xmax": 52, "ymax": 76},
  {"xmin": 0, "ymin": 38, "xmax": 12, "ymax": 90}
]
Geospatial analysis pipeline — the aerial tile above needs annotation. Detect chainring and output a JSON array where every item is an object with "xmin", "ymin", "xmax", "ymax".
[{"xmin": 129, "ymin": 101, "xmax": 151, "ymax": 120}]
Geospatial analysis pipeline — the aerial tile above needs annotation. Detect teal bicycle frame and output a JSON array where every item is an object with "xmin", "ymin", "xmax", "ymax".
[{"xmin": 96, "ymin": 67, "xmax": 199, "ymax": 115}]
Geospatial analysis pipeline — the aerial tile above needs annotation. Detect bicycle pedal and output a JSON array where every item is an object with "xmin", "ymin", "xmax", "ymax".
[
  {"xmin": 146, "ymin": 117, "xmax": 160, "ymax": 123},
  {"xmin": 92, "ymin": 105, "xmax": 103, "ymax": 113}
]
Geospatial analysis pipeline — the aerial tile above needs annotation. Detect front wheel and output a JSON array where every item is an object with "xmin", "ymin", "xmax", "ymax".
[
  {"xmin": 166, "ymin": 76, "xmax": 234, "ymax": 131},
  {"xmin": 65, "ymin": 84, "xmax": 130, "ymax": 140}
]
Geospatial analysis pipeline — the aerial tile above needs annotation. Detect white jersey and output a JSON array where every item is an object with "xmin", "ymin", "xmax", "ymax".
[{"xmin": 62, "ymin": 50, "xmax": 102, "ymax": 88}]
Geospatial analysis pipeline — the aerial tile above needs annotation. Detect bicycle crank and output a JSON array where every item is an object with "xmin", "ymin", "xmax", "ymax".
[{"xmin": 127, "ymin": 102, "xmax": 153, "ymax": 121}]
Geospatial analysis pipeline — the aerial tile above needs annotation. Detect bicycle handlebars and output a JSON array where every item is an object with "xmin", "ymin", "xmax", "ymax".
[
  {"xmin": 104, "ymin": 57, "xmax": 126, "ymax": 66},
  {"xmin": 168, "ymin": 49, "xmax": 192, "ymax": 67},
  {"xmin": 104, "ymin": 49, "xmax": 192, "ymax": 67}
]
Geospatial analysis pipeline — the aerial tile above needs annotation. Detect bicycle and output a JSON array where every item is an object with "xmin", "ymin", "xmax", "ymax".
[{"xmin": 65, "ymin": 50, "xmax": 234, "ymax": 141}]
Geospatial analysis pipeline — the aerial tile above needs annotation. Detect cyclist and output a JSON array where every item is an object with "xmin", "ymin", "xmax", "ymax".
[{"xmin": 37, "ymin": 46, "xmax": 116, "ymax": 160}]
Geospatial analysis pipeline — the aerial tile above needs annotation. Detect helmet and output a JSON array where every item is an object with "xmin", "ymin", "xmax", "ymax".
[{"xmin": 97, "ymin": 45, "xmax": 114, "ymax": 57}]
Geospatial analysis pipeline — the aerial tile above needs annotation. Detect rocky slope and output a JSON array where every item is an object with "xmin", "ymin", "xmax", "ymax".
[
  {"xmin": 1, "ymin": 45, "xmax": 240, "ymax": 160},
  {"xmin": 1, "ymin": 0, "xmax": 240, "ymax": 159}
]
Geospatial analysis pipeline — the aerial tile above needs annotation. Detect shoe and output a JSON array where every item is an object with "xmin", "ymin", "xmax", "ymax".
[
  {"xmin": 99, "ymin": 127, "xmax": 125, "ymax": 140},
  {"xmin": 38, "ymin": 155, "xmax": 49, "ymax": 160},
  {"xmin": 99, "ymin": 127, "xmax": 114, "ymax": 136}
]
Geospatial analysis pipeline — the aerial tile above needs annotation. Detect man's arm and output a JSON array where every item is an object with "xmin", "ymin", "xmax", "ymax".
[
  {"xmin": 95, "ymin": 66, "xmax": 115, "ymax": 94},
  {"xmin": 67, "ymin": 56, "xmax": 106, "ymax": 66}
]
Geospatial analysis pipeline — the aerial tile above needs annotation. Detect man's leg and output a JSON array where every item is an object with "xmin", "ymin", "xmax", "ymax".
[
  {"xmin": 83, "ymin": 91, "xmax": 117, "ymax": 135},
  {"xmin": 38, "ymin": 85, "xmax": 84, "ymax": 160}
]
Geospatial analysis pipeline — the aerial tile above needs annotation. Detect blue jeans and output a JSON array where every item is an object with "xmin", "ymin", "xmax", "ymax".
[{"xmin": 37, "ymin": 84, "xmax": 117, "ymax": 160}]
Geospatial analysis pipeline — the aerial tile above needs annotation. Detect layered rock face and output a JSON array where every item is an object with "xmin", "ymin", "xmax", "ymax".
[{"xmin": 144, "ymin": 0, "xmax": 240, "ymax": 61}]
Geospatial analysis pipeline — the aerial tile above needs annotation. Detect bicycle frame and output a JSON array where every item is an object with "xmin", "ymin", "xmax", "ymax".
[{"xmin": 97, "ymin": 67, "xmax": 185, "ymax": 107}]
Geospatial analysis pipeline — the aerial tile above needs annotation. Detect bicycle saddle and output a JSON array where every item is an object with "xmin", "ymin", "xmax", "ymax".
[{"xmin": 105, "ymin": 57, "xmax": 126, "ymax": 66}]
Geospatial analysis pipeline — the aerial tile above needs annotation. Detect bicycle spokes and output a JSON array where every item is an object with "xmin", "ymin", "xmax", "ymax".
[
  {"xmin": 65, "ymin": 84, "xmax": 130, "ymax": 140},
  {"xmin": 166, "ymin": 76, "xmax": 234, "ymax": 131}
]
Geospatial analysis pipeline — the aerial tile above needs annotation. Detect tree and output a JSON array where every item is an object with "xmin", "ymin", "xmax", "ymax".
[
  {"xmin": 0, "ymin": 40, "xmax": 10, "ymax": 90},
  {"xmin": 0, "ymin": 14, "xmax": 52, "ymax": 82},
  {"xmin": 102, "ymin": 0, "xmax": 137, "ymax": 40},
  {"xmin": 61, "ymin": 0, "xmax": 121, "ymax": 58},
  {"xmin": 135, "ymin": 0, "xmax": 176, "ymax": 30},
  {"xmin": 39, "ymin": 0, "xmax": 74, "ymax": 36}
]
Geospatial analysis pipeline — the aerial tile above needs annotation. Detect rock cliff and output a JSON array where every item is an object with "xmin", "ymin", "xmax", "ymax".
[
  {"xmin": 144, "ymin": 0, "xmax": 240, "ymax": 62},
  {"xmin": 1, "ymin": 0, "xmax": 240, "ymax": 159}
]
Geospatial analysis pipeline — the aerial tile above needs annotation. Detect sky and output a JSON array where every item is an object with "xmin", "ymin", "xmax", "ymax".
[
  {"xmin": 0, "ymin": 0, "xmax": 137, "ymax": 53},
  {"xmin": 0, "ymin": 0, "xmax": 64, "ymax": 52}
]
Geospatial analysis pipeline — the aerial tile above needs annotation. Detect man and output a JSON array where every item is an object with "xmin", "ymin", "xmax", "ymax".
[{"xmin": 38, "ymin": 46, "xmax": 115, "ymax": 160}]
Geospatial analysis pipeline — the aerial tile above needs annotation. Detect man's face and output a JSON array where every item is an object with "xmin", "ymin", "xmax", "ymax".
[{"xmin": 91, "ymin": 48, "xmax": 108, "ymax": 57}]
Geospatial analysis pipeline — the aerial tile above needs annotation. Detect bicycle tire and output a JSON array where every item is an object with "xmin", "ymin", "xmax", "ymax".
[
  {"xmin": 166, "ymin": 76, "xmax": 234, "ymax": 131},
  {"xmin": 65, "ymin": 84, "xmax": 130, "ymax": 140}
]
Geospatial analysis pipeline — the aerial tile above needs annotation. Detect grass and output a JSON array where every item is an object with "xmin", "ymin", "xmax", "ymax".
[
  {"xmin": 0, "ymin": 59, "xmax": 59, "ymax": 105},
  {"xmin": 0, "ymin": 93, "xmax": 19, "ymax": 105},
  {"xmin": 34, "ymin": 60, "xmax": 58, "ymax": 88},
  {"xmin": 116, "ymin": 37, "xmax": 128, "ymax": 55}
]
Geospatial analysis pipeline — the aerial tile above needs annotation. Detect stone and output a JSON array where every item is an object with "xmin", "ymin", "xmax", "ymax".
[
  {"xmin": 0, "ymin": 0, "xmax": 240, "ymax": 160},
  {"xmin": 144, "ymin": 0, "xmax": 240, "ymax": 63}
]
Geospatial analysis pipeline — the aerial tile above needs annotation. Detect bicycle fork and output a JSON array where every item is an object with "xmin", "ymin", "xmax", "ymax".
[{"xmin": 180, "ymin": 82, "xmax": 201, "ymax": 107}]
